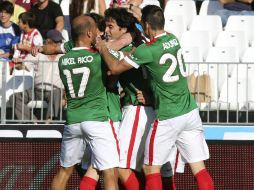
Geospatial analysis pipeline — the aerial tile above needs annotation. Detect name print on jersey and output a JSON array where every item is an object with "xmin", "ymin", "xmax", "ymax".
[
  {"xmin": 162, "ymin": 39, "xmax": 178, "ymax": 50},
  {"xmin": 61, "ymin": 56, "xmax": 94, "ymax": 65}
]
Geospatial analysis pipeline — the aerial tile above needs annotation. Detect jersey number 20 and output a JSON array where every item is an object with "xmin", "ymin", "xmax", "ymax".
[
  {"xmin": 63, "ymin": 67, "xmax": 90, "ymax": 98},
  {"xmin": 159, "ymin": 49, "xmax": 187, "ymax": 83}
]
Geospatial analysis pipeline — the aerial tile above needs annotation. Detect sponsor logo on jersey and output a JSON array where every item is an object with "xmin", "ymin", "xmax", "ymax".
[{"xmin": 162, "ymin": 39, "xmax": 178, "ymax": 50}]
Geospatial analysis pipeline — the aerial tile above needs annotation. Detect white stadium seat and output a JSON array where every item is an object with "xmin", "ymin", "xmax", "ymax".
[
  {"xmin": 5, "ymin": 69, "xmax": 34, "ymax": 102},
  {"xmin": 164, "ymin": 0, "xmax": 197, "ymax": 29},
  {"xmin": 189, "ymin": 15, "xmax": 222, "ymax": 45},
  {"xmin": 164, "ymin": 15, "xmax": 187, "ymax": 40},
  {"xmin": 181, "ymin": 46, "xmax": 203, "ymax": 75},
  {"xmin": 199, "ymin": 0, "xmax": 223, "ymax": 15},
  {"xmin": 61, "ymin": 29, "xmax": 69, "ymax": 42},
  {"xmin": 181, "ymin": 30, "xmax": 212, "ymax": 60},
  {"xmin": 225, "ymin": 15, "xmax": 254, "ymax": 46},
  {"xmin": 215, "ymin": 30, "xmax": 248, "ymax": 58},
  {"xmin": 219, "ymin": 64, "xmax": 254, "ymax": 110},
  {"xmin": 203, "ymin": 47, "xmax": 240, "ymax": 107},
  {"xmin": 241, "ymin": 47, "xmax": 254, "ymax": 63}
]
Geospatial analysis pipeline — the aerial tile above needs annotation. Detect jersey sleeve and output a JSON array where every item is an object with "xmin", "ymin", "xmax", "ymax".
[
  {"xmin": 124, "ymin": 44, "xmax": 153, "ymax": 69},
  {"xmin": 108, "ymin": 49, "xmax": 124, "ymax": 60}
]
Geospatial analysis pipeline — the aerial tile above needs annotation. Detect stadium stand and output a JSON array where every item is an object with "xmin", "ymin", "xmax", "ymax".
[
  {"xmin": 189, "ymin": 15, "xmax": 222, "ymax": 45},
  {"xmin": 215, "ymin": 30, "xmax": 248, "ymax": 58},
  {"xmin": 225, "ymin": 15, "xmax": 254, "ymax": 46},
  {"xmin": 164, "ymin": 0, "xmax": 197, "ymax": 29},
  {"xmin": 181, "ymin": 30, "xmax": 212, "ymax": 60},
  {"xmin": 164, "ymin": 15, "xmax": 187, "ymax": 39}
]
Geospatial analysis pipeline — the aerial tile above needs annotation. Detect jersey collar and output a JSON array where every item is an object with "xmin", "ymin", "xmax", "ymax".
[
  {"xmin": 72, "ymin": 47, "xmax": 90, "ymax": 50},
  {"xmin": 154, "ymin": 32, "xmax": 167, "ymax": 39}
]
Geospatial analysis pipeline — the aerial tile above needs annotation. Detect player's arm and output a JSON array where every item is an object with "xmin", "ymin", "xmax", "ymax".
[
  {"xmin": 31, "ymin": 42, "xmax": 66, "ymax": 56},
  {"xmin": 96, "ymin": 38, "xmax": 134, "ymax": 75},
  {"xmin": 106, "ymin": 33, "xmax": 133, "ymax": 51}
]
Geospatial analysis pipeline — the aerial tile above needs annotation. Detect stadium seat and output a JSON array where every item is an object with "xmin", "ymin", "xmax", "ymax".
[
  {"xmin": 199, "ymin": 47, "xmax": 240, "ymax": 110},
  {"xmin": 219, "ymin": 64, "xmax": 252, "ymax": 110},
  {"xmin": 241, "ymin": 47, "xmax": 254, "ymax": 63},
  {"xmin": 164, "ymin": 0, "xmax": 197, "ymax": 29},
  {"xmin": 61, "ymin": 29, "xmax": 69, "ymax": 42},
  {"xmin": 140, "ymin": 0, "xmax": 161, "ymax": 8},
  {"xmin": 199, "ymin": 0, "xmax": 223, "ymax": 15},
  {"xmin": 180, "ymin": 30, "xmax": 212, "ymax": 60},
  {"xmin": 225, "ymin": 15, "xmax": 254, "ymax": 46},
  {"xmin": 181, "ymin": 46, "xmax": 203, "ymax": 75},
  {"xmin": 215, "ymin": 30, "xmax": 248, "ymax": 58},
  {"xmin": 0, "ymin": 60, "xmax": 11, "ymax": 94},
  {"xmin": 5, "ymin": 69, "xmax": 34, "ymax": 102},
  {"xmin": 27, "ymin": 100, "xmax": 48, "ymax": 109},
  {"xmin": 164, "ymin": 15, "xmax": 187, "ymax": 39},
  {"xmin": 189, "ymin": 15, "xmax": 223, "ymax": 45}
]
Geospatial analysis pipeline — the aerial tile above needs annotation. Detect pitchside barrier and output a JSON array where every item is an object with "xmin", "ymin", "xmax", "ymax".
[
  {"xmin": 0, "ymin": 124, "xmax": 254, "ymax": 190},
  {"xmin": 1, "ymin": 60, "xmax": 254, "ymax": 124}
]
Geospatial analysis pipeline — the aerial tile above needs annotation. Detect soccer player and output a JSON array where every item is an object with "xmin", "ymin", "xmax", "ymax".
[
  {"xmin": 96, "ymin": 5, "xmax": 214, "ymax": 190},
  {"xmin": 51, "ymin": 15, "xmax": 119, "ymax": 190},
  {"xmin": 103, "ymin": 8, "xmax": 179, "ymax": 190}
]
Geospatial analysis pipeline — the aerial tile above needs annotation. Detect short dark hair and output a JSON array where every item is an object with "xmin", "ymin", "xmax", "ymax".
[
  {"xmin": 0, "ymin": 1, "xmax": 14, "ymax": 15},
  {"xmin": 104, "ymin": 8, "xmax": 142, "ymax": 47},
  {"xmin": 141, "ymin": 5, "xmax": 165, "ymax": 30},
  {"xmin": 19, "ymin": 12, "xmax": 36, "ymax": 28}
]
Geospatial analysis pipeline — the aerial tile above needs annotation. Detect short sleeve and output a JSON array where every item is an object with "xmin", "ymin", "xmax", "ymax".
[
  {"xmin": 124, "ymin": 44, "xmax": 153, "ymax": 69},
  {"xmin": 51, "ymin": 2, "xmax": 64, "ymax": 19}
]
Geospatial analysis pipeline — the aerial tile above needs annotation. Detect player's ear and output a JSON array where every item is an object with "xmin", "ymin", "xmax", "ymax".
[
  {"xmin": 120, "ymin": 27, "xmax": 127, "ymax": 34},
  {"xmin": 87, "ymin": 30, "xmax": 92, "ymax": 38}
]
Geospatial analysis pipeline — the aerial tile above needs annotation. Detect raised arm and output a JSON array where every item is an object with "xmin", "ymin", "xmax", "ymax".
[{"xmin": 96, "ymin": 38, "xmax": 133, "ymax": 75}]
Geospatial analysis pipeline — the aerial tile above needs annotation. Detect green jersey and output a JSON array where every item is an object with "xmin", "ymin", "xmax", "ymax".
[
  {"xmin": 58, "ymin": 47, "xmax": 109, "ymax": 124},
  {"xmin": 106, "ymin": 88, "xmax": 121, "ymax": 122},
  {"xmin": 119, "ymin": 44, "xmax": 153, "ymax": 106},
  {"xmin": 125, "ymin": 33, "xmax": 197, "ymax": 120}
]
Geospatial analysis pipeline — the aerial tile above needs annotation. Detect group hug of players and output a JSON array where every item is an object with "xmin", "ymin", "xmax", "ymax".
[{"xmin": 42, "ymin": 4, "xmax": 214, "ymax": 190}]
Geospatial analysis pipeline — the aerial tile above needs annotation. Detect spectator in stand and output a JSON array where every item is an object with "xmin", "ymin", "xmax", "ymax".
[
  {"xmin": 13, "ymin": 11, "xmax": 43, "ymax": 67},
  {"xmin": 3, "ymin": 0, "xmax": 26, "ymax": 24},
  {"xmin": 29, "ymin": 0, "xmax": 64, "ymax": 40},
  {"xmin": 15, "ymin": 0, "xmax": 38, "ymax": 11},
  {"xmin": 9, "ymin": 29, "xmax": 64, "ymax": 123},
  {"xmin": 69, "ymin": 0, "xmax": 106, "ymax": 21},
  {"xmin": 216, "ymin": 0, "xmax": 254, "ymax": 26},
  {"xmin": 0, "ymin": 1, "xmax": 20, "ymax": 60}
]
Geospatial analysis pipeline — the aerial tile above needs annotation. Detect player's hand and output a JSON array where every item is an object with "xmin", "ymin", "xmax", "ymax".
[
  {"xmin": 95, "ymin": 37, "xmax": 107, "ymax": 53},
  {"xmin": 31, "ymin": 46, "xmax": 43, "ymax": 57},
  {"xmin": 137, "ymin": 90, "xmax": 154, "ymax": 106}
]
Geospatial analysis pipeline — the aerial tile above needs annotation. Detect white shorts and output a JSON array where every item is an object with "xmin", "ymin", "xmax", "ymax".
[
  {"xmin": 81, "ymin": 120, "xmax": 120, "ymax": 170},
  {"xmin": 118, "ymin": 105, "xmax": 155, "ymax": 171},
  {"xmin": 144, "ymin": 108, "xmax": 209, "ymax": 166},
  {"xmin": 60, "ymin": 121, "xmax": 119, "ymax": 171},
  {"xmin": 60, "ymin": 123, "xmax": 87, "ymax": 168},
  {"xmin": 160, "ymin": 146, "xmax": 186, "ymax": 177}
]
